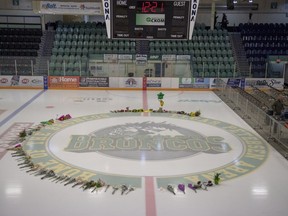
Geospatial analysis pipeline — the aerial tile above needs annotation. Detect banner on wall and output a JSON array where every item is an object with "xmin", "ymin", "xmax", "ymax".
[
  {"xmin": 179, "ymin": 78, "xmax": 210, "ymax": 88},
  {"xmin": 118, "ymin": 55, "xmax": 133, "ymax": 60},
  {"xmin": 189, "ymin": 0, "xmax": 199, "ymax": 39},
  {"xmin": 104, "ymin": 54, "xmax": 118, "ymax": 62},
  {"xmin": 147, "ymin": 78, "xmax": 162, "ymax": 88},
  {"xmin": 227, "ymin": 78, "xmax": 245, "ymax": 89},
  {"xmin": 0, "ymin": 76, "xmax": 43, "ymax": 87},
  {"xmin": 40, "ymin": 1, "xmax": 101, "ymax": 15},
  {"xmin": 80, "ymin": 77, "xmax": 109, "ymax": 87},
  {"xmin": 245, "ymin": 78, "xmax": 284, "ymax": 90},
  {"xmin": 102, "ymin": 0, "xmax": 111, "ymax": 38},
  {"xmin": 136, "ymin": 54, "xmax": 147, "ymax": 65},
  {"xmin": 162, "ymin": 55, "xmax": 176, "ymax": 61},
  {"xmin": 176, "ymin": 55, "xmax": 191, "ymax": 61},
  {"xmin": 209, "ymin": 78, "xmax": 245, "ymax": 89},
  {"xmin": 117, "ymin": 77, "xmax": 142, "ymax": 88},
  {"xmin": 48, "ymin": 76, "xmax": 79, "ymax": 88}
]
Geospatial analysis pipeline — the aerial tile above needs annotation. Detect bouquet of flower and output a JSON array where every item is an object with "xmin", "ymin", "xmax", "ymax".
[
  {"xmin": 178, "ymin": 184, "xmax": 185, "ymax": 194},
  {"xmin": 188, "ymin": 183, "xmax": 197, "ymax": 193},
  {"xmin": 57, "ymin": 114, "xmax": 72, "ymax": 121},
  {"xmin": 214, "ymin": 173, "xmax": 221, "ymax": 185},
  {"xmin": 41, "ymin": 119, "xmax": 54, "ymax": 125},
  {"xmin": 167, "ymin": 185, "xmax": 176, "ymax": 195}
]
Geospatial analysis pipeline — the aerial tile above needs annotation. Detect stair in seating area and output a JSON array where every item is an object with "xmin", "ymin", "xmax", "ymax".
[
  {"xmin": 34, "ymin": 30, "xmax": 55, "ymax": 75},
  {"xmin": 230, "ymin": 33, "xmax": 250, "ymax": 77},
  {"xmin": 136, "ymin": 40, "xmax": 150, "ymax": 54}
]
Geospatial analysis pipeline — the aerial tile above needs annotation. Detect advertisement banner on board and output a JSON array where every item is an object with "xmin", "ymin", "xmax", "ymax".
[
  {"xmin": 118, "ymin": 77, "xmax": 142, "ymax": 88},
  {"xmin": 147, "ymin": 78, "xmax": 162, "ymax": 88},
  {"xmin": 0, "ymin": 76, "xmax": 14, "ymax": 86},
  {"xmin": 79, "ymin": 77, "xmax": 109, "ymax": 87},
  {"xmin": 209, "ymin": 78, "xmax": 245, "ymax": 89},
  {"xmin": 245, "ymin": 78, "xmax": 284, "ymax": 90},
  {"xmin": 136, "ymin": 54, "xmax": 147, "ymax": 65},
  {"xmin": 179, "ymin": 77, "xmax": 193, "ymax": 88},
  {"xmin": 40, "ymin": 1, "xmax": 101, "ymax": 15},
  {"xmin": 48, "ymin": 76, "xmax": 79, "ymax": 88},
  {"xmin": 162, "ymin": 55, "xmax": 176, "ymax": 61},
  {"xmin": 104, "ymin": 54, "xmax": 118, "ymax": 62},
  {"xmin": 189, "ymin": 0, "xmax": 199, "ymax": 39},
  {"xmin": 0, "ymin": 76, "xmax": 43, "ymax": 87},
  {"xmin": 19, "ymin": 76, "xmax": 44, "ymax": 87},
  {"xmin": 176, "ymin": 55, "xmax": 191, "ymax": 61},
  {"xmin": 103, "ymin": 0, "xmax": 111, "ymax": 38},
  {"xmin": 179, "ymin": 77, "xmax": 210, "ymax": 88},
  {"xmin": 118, "ymin": 54, "xmax": 133, "ymax": 61}
]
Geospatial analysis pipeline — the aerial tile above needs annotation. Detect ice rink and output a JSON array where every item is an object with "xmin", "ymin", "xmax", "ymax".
[{"xmin": 0, "ymin": 89, "xmax": 288, "ymax": 216}]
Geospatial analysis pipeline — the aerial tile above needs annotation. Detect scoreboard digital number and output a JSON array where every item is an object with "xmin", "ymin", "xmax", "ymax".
[{"xmin": 112, "ymin": 0, "xmax": 191, "ymax": 40}]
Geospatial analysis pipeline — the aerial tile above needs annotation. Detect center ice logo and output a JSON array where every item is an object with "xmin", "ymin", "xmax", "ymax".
[{"xmin": 65, "ymin": 121, "xmax": 231, "ymax": 160}]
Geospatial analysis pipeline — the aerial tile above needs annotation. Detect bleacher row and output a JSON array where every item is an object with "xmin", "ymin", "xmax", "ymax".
[
  {"xmin": 240, "ymin": 23, "xmax": 288, "ymax": 77},
  {"xmin": 0, "ymin": 21, "xmax": 287, "ymax": 77},
  {"xmin": 48, "ymin": 22, "xmax": 236, "ymax": 77},
  {"xmin": 0, "ymin": 28, "xmax": 42, "ymax": 57}
]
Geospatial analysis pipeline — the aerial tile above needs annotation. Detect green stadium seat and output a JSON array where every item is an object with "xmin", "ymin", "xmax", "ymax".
[
  {"xmin": 67, "ymin": 34, "xmax": 73, "ymax": 41},
  {"xmin": 64, "ymin": 47, "xmax": 70, "ymax": 55},
  {"xmin": 69, "ymin": 47, "xmax": 76, "ymax": 55}
]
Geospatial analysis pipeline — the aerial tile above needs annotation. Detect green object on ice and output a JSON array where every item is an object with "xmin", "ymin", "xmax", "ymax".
[{"xmin": 157, "ymin": 92, "xmax": 164, "ymax": 100}]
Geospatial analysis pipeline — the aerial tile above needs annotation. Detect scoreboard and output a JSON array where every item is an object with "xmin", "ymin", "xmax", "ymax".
[{"xmin": 111, "ymin": 0, "xmax": 191, "ymax": 40}]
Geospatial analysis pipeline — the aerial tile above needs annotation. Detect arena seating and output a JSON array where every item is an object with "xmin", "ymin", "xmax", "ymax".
[
  {"xmin": 149, "ymin": 25, "xmax": 235, "ymax": 77},
  {"xmin": 239, "ymin": 23, "xmax": 288, "ymax": 77},
  {"xmin": 0, "ymin": 27, "xmax": 42, "ymax": 75},
  {"xmin": 0, "ymin": 28, "xmax": 42, "ymax": 57},
  {"xmin": 49, "ymin": 21, "xmax": 137, "ymax": 76},
  {"xmin": 49, "ymin": 22, "xmax": 236, "ymax": 77}
]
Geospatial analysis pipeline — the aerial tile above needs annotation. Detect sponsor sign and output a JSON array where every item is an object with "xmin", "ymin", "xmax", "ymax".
[
  {"xmin": 136, "ymin": 54, "xmax": 147, "ymax": 65},
  {"xmin": 0, "ymin": 76, "xmax": 16, "ymax": 86},
  {"xmin": 177, "ymin": 55, "xmax": 191, "ymax": 61},
  {"xmin": 104, "ymin": 54, "xmax": 118, "ymax": 62},
  {"xmin": 245, "ymin": 78, "xmax": 284, "ymax": 90},
  {"xmin": 48, "ymin": 76, "xmax": 79, "ymax": 88},
  {"xmin": 180, "ymin": 78, "xmax": 210, "ymax": 88},
  {"xmin": 19, "ymin": 76, "xmax": 43, "ymax": 87},
  {"xmin": 189, "ymin": 0, "xmax": 199, "ymax": 39},
  {"xmin": 40, "ymin": 1, "xmax": 101, "ymax": 15},
  {"xmin": 103, "ymin": 0, "xmax": 111, "ymax": 38},
  {"xmin": 80, "ymin": 77, "xmax": 109, "ymax": 87},
  {"xmin": 118, "ymin": 54, "xmax": 133, "ymax": 60},
  {"xmin": 179, "ymin": 77, "xmax": 193, "ymax": 88},
  {"xmin": 148, "ymin": 55, "xmax": 161, "ymax": 61},
  {"xmin": 117, "ymin": 77, "xmax": 142, "ymax": 88},
  {"xmin": 147, "ymin": 78, "xmax": 162, "ymax": 88},
  {"xmin": 192, "ymin": 78, "xmax": 210, "ymax": 88},
  {"xmin": 136, "ymin": 14, "xmax": 165, "ymax": 26},
  {"xmin": 226, "ymin": 78, "xmax": 245, "ymax": 89},
  {"xmin": 210, "ymin": 78, "xmax": 245, "ymax": 89},
  {"xmin": 162, "ymin": 55, "xmax": 176, "ymax": 61},
  {"xmin": 0, "ymin": 76, "xmax": 43, "ymax": 87}
]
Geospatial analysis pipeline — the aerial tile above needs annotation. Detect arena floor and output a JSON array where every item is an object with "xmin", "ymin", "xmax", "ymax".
[{"xmin": 0, "ymin": 89, "xmax": 288, "ymax": 216}]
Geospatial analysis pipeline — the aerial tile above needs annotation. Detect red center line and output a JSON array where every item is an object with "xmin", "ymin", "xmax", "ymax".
[
  {"xmin": 145, "ymin": 176, "xmax": 157, "ymax": 216},
  {"xmin": 142, "ymin": 78, "xmax": 157, "ymax": 216}
]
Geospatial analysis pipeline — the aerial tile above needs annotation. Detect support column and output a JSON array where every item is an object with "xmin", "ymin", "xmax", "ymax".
[
  {"xmin": 84, "ymin": 15, "xmax": 89, "ymax": 23},
  {"xmin": 210, "ymin": 1, "xmax": 216, "ymax": 30},
  {"xmin": 41, "ymin": 14, "xmax": 45, "ymax": 30}
]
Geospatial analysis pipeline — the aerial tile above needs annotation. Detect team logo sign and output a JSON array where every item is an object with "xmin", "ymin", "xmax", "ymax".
[
  {"xmin": 23, "ymin": 112, "xmax": 268, "ymax": 188},
  {"xmin": 65, "ymin": 122, "xmax": 231, "ymax": 160}
]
